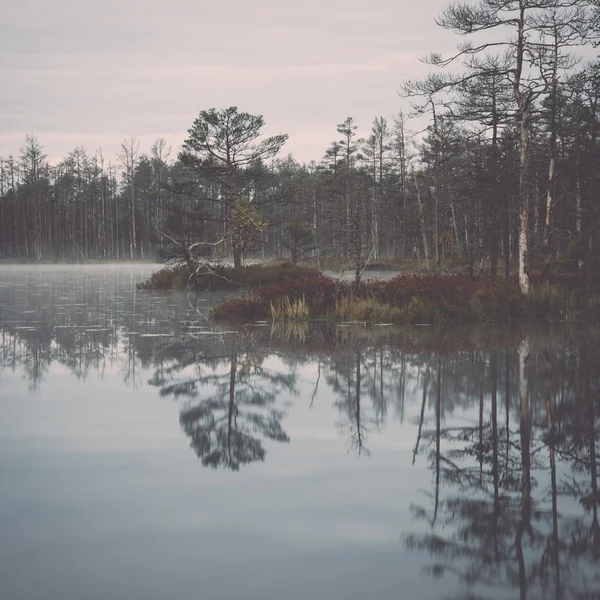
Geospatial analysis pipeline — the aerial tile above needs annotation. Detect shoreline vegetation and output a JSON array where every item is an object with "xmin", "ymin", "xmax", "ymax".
[
  {"xmin": 136, "ymin": 260, "xmax": 322, "ymax": 291},
  {"xmin": 137, "ymin": 260, "xmax": 600, "ymax": 325}
]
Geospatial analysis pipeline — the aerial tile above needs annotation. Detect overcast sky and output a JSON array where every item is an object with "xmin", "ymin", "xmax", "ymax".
[{"xmin": 1, "ymin": 0, "xmax": 477, "ymax": 164}]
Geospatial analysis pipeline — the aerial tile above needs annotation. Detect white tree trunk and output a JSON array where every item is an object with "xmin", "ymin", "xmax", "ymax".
[{"xmin": 519, "ymin": 209, "xmax": 529, "ymax": 295}]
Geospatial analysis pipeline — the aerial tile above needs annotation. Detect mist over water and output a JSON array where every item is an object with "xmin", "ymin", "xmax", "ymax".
[{"xmin": 1, "ymin": 265, "xmax": 599, "ymax": 600}]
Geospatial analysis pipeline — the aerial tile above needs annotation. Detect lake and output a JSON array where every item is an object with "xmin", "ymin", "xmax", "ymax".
[{"xmin": 1, "ymin": 264, "xmax": 599, "ymax": 600}]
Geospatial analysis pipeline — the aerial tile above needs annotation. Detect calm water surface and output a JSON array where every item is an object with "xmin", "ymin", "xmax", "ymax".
[{"xmin": 1, "ymin": 265, "xmax": 599, "ymax": 600}]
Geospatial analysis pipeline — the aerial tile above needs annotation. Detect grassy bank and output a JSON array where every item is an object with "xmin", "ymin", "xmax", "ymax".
[
  {"xmin": 136, "ymin": 261, "xmax": 322, "ymax": 291},
  {"xmin": 212, "ymin": 273, "xmax": 600, "ymax": 324}
]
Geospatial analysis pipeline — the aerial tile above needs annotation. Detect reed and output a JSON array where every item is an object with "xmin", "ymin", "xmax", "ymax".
[{"xmin": 270, "ymin": 295, "xmax": 310, "ymax": 321}]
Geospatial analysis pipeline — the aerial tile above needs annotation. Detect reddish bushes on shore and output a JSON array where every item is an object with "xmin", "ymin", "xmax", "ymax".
[{"xmin": 213, "ymin": 272, "xmax": 600, "ymax": 324}]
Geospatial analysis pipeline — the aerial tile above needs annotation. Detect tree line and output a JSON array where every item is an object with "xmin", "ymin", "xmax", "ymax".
[{"xmin": 1, "ymin": 0, "xmax": 599, "ymax": 291}]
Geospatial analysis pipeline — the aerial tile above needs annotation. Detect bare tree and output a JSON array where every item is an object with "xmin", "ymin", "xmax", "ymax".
[
  {"xmin": 118, "ymin": 135, "xmax": 141, "ymax": 259},
  {"xmin": 435, "ymin": 0, "xmax": 595, "ymax": 292}
]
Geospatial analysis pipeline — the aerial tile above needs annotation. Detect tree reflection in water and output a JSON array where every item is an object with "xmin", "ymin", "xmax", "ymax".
[
  {"xmin": 328, "ymin": 347, "xmax": 374, "ymax": 456},
  {"xmin": 405, "ymin": 339, "xmax": 600, "ymax": 600},
  {"xmin": 151, "ymin": 338, "xmax": 295, "ymax": 470},
  {"xmin": 325, "ymin": 328, "xmax": 412, "ymax": 457}
]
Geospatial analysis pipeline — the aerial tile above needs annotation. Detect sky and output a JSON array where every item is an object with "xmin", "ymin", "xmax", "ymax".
[{"xmin": 0, "ymin": 0, "xmax": 502, "ymax": 165}]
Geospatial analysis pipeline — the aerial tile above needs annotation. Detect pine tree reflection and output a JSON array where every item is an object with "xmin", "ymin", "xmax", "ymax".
[
  {"xmin": 553, "ymin": 343, "xmax": 600, "ymax": 597},
  {"xmin": 405, "ymin": 343, "xmax": 600, "ymax": 599},
  {"xmin": 152, "ymin": 339, "xmax": 295, "ymax": 470},
  {"xmin": 407, "ymin": 348, "xmax": 534, "ymax": 595}
]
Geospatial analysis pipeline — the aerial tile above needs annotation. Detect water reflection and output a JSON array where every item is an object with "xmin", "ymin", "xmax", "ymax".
[
  {"xmin": 153, "ymin": 341, "xmax": 294, "ymax": 470},
  {"xmin": 405, "ymin": 342, "xmax": 600, "ymax": 600},
  {"xmin": 328, "ymin": 347, "xmax": 376, "ymax": 456},
  {"xmin": 1, "ymin": 267, "xmax": 600, "ymax": 599}
]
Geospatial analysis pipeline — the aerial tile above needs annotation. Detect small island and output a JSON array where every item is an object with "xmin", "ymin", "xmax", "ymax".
[{"xmin": 138, "ymin": 256, "xmax": 600, "ymax": 325}]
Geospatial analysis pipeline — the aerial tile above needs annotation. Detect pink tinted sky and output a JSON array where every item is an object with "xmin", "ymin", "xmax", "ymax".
[{"xmin": 0, "ymin": 0, "xmax": 514, "ymax": 164}]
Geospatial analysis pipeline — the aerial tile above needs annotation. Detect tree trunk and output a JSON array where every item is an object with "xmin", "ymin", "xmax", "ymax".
[
  {"xmin": 518, "ymin": 108, "xmax": 530, "ymax": 295},
  {"xmin": 413, "ymin": 171, "xmax": 430, "ymax": 271},
  {"xmin": 233, "ymin": 247, "xmax": 242, "ymax": 272}
]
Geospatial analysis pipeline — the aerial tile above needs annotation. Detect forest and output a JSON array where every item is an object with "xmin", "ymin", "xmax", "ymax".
[{"xmin": 1, "ymin": 0, "xmax": 600, "ymax": 294}]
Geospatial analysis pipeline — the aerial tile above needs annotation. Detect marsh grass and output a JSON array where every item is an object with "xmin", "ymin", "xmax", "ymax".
[
  {"xmin": 334, "ymin": 295, "xmax": 404, "ymax": 323},
  {"xmin": 526, "ymin": 283, "xmax": 600, "ymax": 322},
  {"xmin": 270, "ymin": 295, "xmax": 310, "ymax": 321},
  {"xmin": 213, "ymin": 272, "xmax": 600, "ymax": 324}
]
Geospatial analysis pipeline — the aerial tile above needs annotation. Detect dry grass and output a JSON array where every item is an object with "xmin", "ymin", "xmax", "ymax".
[{"xmin": 270, "ymin": 296, "xmax": 310, "ymax": 321}]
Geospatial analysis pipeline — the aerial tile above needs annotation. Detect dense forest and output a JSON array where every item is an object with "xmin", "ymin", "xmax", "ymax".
[{"xmin": 1, "ymin": 0, "xmax": 599, "ymax": 292}]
